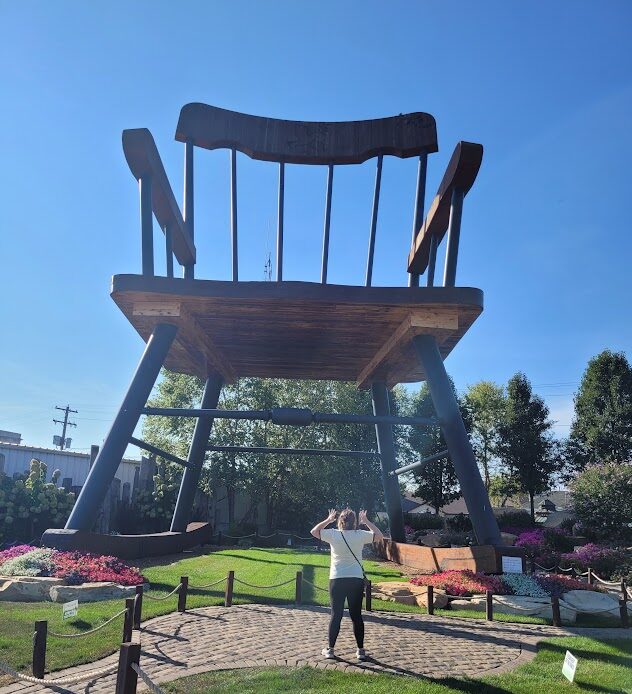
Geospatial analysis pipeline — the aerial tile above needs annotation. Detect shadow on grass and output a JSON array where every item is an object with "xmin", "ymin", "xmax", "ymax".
[{"xmin": 536, "ymin": 639, "xmax": 632, "ymax": 669}]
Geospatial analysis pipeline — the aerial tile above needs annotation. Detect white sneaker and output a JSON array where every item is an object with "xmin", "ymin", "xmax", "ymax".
[
  {"xmin": 321, "ymin": 647, "xmax": 335, "ymax": 659},
  {"xmin": 356, "ymin": 648, "xmax": 368, "ymax": 661}
]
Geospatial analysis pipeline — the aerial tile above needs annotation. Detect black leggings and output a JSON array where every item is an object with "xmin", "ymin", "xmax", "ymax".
[{"xmin": 328, "ymin": 577, "xmax": 364, "ymax": 648}]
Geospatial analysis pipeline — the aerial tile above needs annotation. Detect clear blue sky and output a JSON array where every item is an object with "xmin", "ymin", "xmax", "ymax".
[{"xmin": 1, "ymin": 1, "xmax": 630, "ymax": 454}]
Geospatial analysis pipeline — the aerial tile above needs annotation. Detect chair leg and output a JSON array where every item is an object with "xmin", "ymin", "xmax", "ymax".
[
  {"xmin": 170, "ymin": 375, "xmax": 223, "ymax": 532},
  {"xmin": 65, "ymin": 323, "xmax": 178, "ymax": 531},
  {"xmin": 371, "ymin": 382, "xmax": 406, "ymax": 542},
  {"xmin": 412, "ymin": 334, "xmax": 501, "ymax": 545}
]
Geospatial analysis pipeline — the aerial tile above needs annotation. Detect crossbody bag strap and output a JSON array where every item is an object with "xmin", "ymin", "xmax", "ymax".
[{"xmin": 340, "ymin": 531, "xmax": 367, "ymax": 580}]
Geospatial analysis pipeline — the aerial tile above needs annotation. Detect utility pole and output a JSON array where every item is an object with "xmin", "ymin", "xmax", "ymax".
[{"xmin": 53, "ymin": 405, "xmax": 77, "ymax": 450}]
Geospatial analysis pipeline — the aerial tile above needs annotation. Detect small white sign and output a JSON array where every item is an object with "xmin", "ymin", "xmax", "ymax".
[
  {"xmin": 63, "ymin": 599, "xmax": 78, "ymax": 620},
  {"xmin": 562, "ymin": 650, "xmax": 578, "ymax": 682},
  {"xmin": 501, "ymin": 556, "xmax": 523, "ymax": 574}
]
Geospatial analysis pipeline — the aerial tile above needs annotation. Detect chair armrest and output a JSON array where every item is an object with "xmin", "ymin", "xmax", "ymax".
[
  {"xmin": 123, "ymin": 128, "xmax": 196, "ymax": 267},
  {"xmin": 407, "ymin": 141, "xmax": 483, "ymax": 275}
]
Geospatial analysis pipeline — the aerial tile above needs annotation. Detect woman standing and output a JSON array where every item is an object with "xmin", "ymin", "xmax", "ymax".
[{"xmin": 310, "ymin": 508, "xmax": 384, "ymax": 660}]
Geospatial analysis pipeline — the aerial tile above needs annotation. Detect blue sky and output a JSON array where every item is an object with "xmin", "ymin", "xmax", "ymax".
[{"xmin": 1, "ymin": 1, "xmax": 630, "ymax": 454}]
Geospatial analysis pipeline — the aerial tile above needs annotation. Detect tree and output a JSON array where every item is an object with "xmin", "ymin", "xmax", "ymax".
[
  {"xmin": 404, "ymin": 383, "xmax": 460, "ymax": 514},
  {"xmin": 567, "ymin": 351, "xmax": 632, "ymax": 471},
  {"xmin": 571, "ymin": 462, "xmax": 632, "ymax": 544},
  {"xmin": 498, "ymin": 373, "xmax": 559, "ymax": 523},
  {"xmin": 142, "ymin": 371, "xmax": 385, "ymax": 531},
  {"xmin": 463, "ymin": 381, "xmax": 506, "ymax": 491}
]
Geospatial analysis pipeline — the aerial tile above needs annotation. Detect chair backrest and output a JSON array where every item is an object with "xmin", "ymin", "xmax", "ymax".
[
  {"xmin": 175, "ymin": 104, "xmax": 438, "ymax": 285},
  {"xmin": 123, "ymin": 104, "xmax": 482, "ymax": 289}
]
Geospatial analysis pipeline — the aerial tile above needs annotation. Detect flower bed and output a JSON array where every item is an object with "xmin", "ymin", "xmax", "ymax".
[
  {"xmin": 409, "ymin": 569, "xmax": 601, "ymax": 598},
  {"xmin": 0, "ymin": 545, "xmax": 144, "ymax": 585}
]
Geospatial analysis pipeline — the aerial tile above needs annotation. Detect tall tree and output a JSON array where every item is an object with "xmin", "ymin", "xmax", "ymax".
[
  {"xmin": 567, "ymin": 350, "xmax": 632, "ymax": 471},
  {"xmin": 142, "ymin": 371, "xmax": 385, "ymax": 531},
  {"xmin": 498, "ymin": 373, "xmax": 559, "ymax": 523},
  {"xmin": 404, "ymin": 383, "xmax": 460, "ymax": 514},
  {"xmin": 463, "ymin": 381, "xmax": 506, "ymax": 491}
]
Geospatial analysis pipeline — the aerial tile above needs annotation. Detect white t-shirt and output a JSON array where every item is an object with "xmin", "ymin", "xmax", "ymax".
[{"xmin": 320, "ymin": 529, "xmax": 374, "ymax": 580}]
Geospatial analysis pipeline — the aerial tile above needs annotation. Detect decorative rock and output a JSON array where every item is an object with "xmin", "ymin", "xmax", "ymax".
[
  {"xmin": 500, "ymin": 532, "xmax": 517, "ymax": 546},
  {"xmin": 372, "ymin": 581, "xmax": 448, "ymax": 609},
  {"xmin": 50, "ymin": 582, "xmax": 137, "ymax": 603},
  {"xmin": 560, "ymin": 590, "xmax": 620, "ymax": 618},
  {"xmin": 450, "ymin": 595, "xmax": 576, "ymax": 624},
  {"xmin": 0, "ymin": 577, "xmax": 65, "ymax": 602}
]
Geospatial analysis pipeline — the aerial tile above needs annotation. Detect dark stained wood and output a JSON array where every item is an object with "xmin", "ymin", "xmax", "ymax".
[
  {"xmin": 122, "ymin": 128, "xmax": 196, "ymax": 266},
  {"xmin": 111, "ymin": 275, "xmax": 483, "ymax": 388},
  {"xmin": 408, "ymin": 141, "xmax": 483, "ymax": 275},
  {"xmin": 175, "ymin": 103, "xmax": 438, "ymax": 165}
]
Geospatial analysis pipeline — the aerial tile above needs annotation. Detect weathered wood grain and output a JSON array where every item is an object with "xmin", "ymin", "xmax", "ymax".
[
  {"xmin": 408, "ymin": 141, "xmax": 483, "ymax": 275},
  {"xmin": 122, "ymin": 128, "xmax": 196, "ymax": 266},
  {"xmin": 112, "ymin": 276, "xmax": 482, "ymax": 386},
  {"xmin": 175, "ymin": 103, "xmax": 438, "ymax": 165}
]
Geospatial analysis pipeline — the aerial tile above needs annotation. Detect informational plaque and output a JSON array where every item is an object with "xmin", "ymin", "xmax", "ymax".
[
  {"xmin": 501, "ymin": 555, "xmax": 523, "ymax": 573},
  {"xmin": 562, "ymin": 650, "xmax": 578, "ymax": 682},
  {"xmin": 63, "ymin": 599, "xmax": 79, "ymax": 620}
]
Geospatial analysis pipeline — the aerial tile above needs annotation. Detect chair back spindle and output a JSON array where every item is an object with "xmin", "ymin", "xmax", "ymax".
[
  {"xmin": 321, "ymin": 164, "xmax": 334, "ymax": 284},
  {"xmin": 183, "ymin": 140, "xmax": 195, "ymax": 279},
  {"xmin": 409, "ymin": 153, "xmax": 428, "ymax": 287},
  {"xmin": 365, "ymin": 155, "xmax": 383, "ymax": 287},
  {"xmin": 277, "ymin": 162, "xmax": 285, "ymax": 282},
  {"xmin": 230, "ymin": 149, "xmax": 238, "ymax": 282}
]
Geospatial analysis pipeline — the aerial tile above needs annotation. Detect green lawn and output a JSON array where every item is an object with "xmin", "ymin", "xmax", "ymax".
[
  {"xmin": 0, "ymin": 548, "xmax": 625, "ymax": 683},
  {"xmin": 161, "ymin": 637, "xmax": 632, "ymax": 693}
]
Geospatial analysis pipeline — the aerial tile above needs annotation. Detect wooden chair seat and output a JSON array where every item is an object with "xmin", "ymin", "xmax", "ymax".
[{"xmin": 112, "ymin": 274, "xmax": 482, "ymax": 388}]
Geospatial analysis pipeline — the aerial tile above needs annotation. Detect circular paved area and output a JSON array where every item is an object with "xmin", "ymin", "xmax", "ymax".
[{"xmin": 1, "ymin": 605, "xmax": 628, "ymax": 693}]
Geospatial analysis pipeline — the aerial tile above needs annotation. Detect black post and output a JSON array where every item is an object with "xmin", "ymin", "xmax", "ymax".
[
  {"xmin": 370, "ymin": 382, "xmax": 405, "ymax": 542},
  {"xmin": 619, "ymin": 599, "xmax": 629, "ymax": 628},
  {"xmin": 178, "ymin": 576, "xmax": 188, "ymax": 613},
  {"xmin": 486, "ymin": 591, "xmax": 493, "ymax": 621},
  {"xmin": 295, "ymin": 571, "xmax": 303, "ymax": 605},
  {"xmin": 551, "ymin": 596, "xmax": 561, "ymax": 627},
  {"xmin": 32, "ymin": 620, "xmax": 47, "ymax": 679},
  {"xmin": 139, "ymin": 175, "xmax": 154, "ymax": 276},
  {"xmin": 122, "ymin": 598, "xmax": 134, "ymax": 643},
  {"xmin": 218, "ymin": 531, "xmax": 223, "ymax": 547},
  {"xmin": 529, "ymin": 557, "xmax": 536, "ymax": 575},
  {"xmin": 171, "ymin": 375, "xmax": 223, "ymax": 532},
  {"xmin": 412, "ymin": 335, "xmax": 501, "ymax": 545},
  {"xmin": 442, "ymin": 188, "xmax": 464, "ymax": 287},
  {"xmin": 365, "ymin": 581, "xmax": 372, "ymax": 612},
  {"xmin": 225, "ymin": 570, "xmax": 234, "ymax": 607},
  {"xmin": 133, "ymin": 585, "xmax": 143, "ymax": 630},
  {"xmin": 65, "ymin": 323, "xmax": 177, "ymax": 530},
  {"xmin": 115, "ymin": 640, "xmax": 140, "ymax": 694},
  {"xmin": 587, "ymin": 568, "xmax": 593, "ymax": 586},
  {"xmin": 427, "ymin": 585, "xmax": 434, "ymax": 615},
  {"xmin": 622, "ymin": 579, "xmax": 627, "ymax": 601}
]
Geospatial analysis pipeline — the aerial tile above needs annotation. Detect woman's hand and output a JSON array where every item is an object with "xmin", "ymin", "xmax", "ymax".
[
  {"xmin": 358, "ymin": 509, "xmax": 368, "ymax": 525},
  {"xmin": 327, "ymin": 508, "xmax": 337, "ymax": 523}
]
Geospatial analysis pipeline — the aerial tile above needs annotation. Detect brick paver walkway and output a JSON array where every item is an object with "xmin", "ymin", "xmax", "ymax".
[{"xmin": 1, "ymin": 605, "xmax": 629, "ymax": 693}]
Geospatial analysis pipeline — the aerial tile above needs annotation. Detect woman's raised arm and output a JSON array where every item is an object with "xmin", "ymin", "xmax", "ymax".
[{"xmin": 310, "ymin": 508, "xmax": 337, "ymax": 539}]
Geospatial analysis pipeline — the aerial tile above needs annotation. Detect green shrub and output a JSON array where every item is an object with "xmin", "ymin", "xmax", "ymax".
[
  {"xmin": 445, "ymin": 513, "xmax": 472, "ymax": 532},
  {"xmin": 495, "ymin": 509, "xmax": 534, "ymax": 529},
  {"xmin": 403, "ymin": 513, "xmax": 443, "ymax": 531}
]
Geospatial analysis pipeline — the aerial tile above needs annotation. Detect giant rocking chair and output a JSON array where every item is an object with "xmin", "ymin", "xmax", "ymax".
[{"xmin": 43, "ymin": 104, "xmax": 502, "ymax": 557}]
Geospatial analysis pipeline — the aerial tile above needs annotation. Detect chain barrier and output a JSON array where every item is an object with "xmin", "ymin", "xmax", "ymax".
[
  {"xmin": 0, "ymin": 659, "xmax": 118, "ymax": 686},
  {"xmin": 131, "ymin": 662, "xmax": 167, "ymax": 694},
  {"xmin": 302, "ymin": 578, "xmax": 329, "ymax": 593},
  {"xmin": 48, "ymin": 608, "xmax": 127, "ymax": 638},
  {"xmin": 144, "ymin": 583, "xmax": 183, "ymax": 601},
  {"xmin": 590, "ymin": 574, "xmax": 622, "ymax": 586},
  {"xmin": 233, "ymin": 577, "xmax": 295, "ymax": 590},
  {"xmin": 219, "ymin": 531, "xmax": 317, "ymax": 541},
  {"xmin": 189, "ymin": 577, "xmax": 226, "ymax": 590},
  {"xmin": 222, "ymin": 533, "xmax": 257, "ymax": 539}
]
